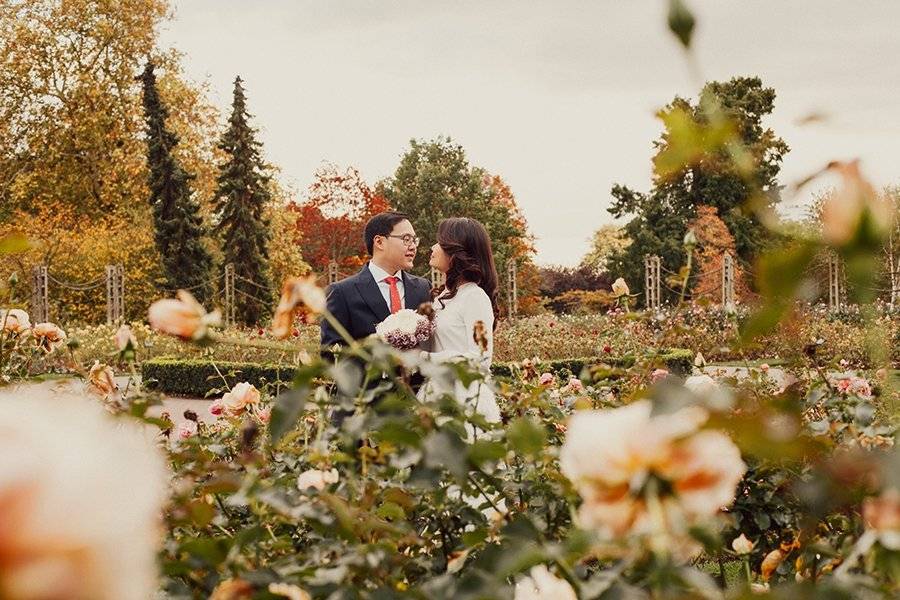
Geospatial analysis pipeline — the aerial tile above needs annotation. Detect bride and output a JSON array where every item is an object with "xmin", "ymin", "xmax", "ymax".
[{"xmin": 419, "ymin": 217, "xmax": 501, "ymax": 424}]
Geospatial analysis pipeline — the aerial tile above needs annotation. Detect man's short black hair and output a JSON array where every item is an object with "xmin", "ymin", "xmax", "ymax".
[{"xmin": 364, "ymin": 211, "xmax": 410, "ymax": 255}]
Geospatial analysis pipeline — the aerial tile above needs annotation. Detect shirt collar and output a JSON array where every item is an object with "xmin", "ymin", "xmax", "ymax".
[{"xmin": 368, "ymin": 261, "xmax": 401, "ymax": 283}]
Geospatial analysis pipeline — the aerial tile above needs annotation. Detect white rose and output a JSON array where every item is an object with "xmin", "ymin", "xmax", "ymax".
[
  {"xmin": 0, "ymin": 308, "xmax": 31, "ymax": 333},
  {"xmin": 297, "ymin": 468, "xmax": 339, "ymax": 492},
  {"xmin": 514, "ymin": 565, "xmax": 576, "ymax": 600}
]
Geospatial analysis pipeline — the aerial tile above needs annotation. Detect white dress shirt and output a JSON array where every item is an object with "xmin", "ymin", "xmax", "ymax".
[{"xmin": 368, "ymin": 261, "xmax": 405, "ymax": 311}]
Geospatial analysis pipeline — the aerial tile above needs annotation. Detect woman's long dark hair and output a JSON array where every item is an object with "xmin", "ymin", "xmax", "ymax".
[{"xmin": 433, "ymin": 217, "xmax": 500, "ymax": 328}]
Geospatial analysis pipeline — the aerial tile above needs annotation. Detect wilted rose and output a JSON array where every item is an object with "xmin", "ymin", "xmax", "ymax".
[
  {"xmin": 297, "ymin": 468, "xmax": 339, "ymax": 492},
  {"xmin": 87, "ymin": 360, "xmax": 117, "ymax": 398},
  {"xmin": 0, "ymin": 308, "xmax": 31, "ymax": 333},
  {"xmin": 0, "ymin": 390, "xmax": 167, "ymax": 600},
  {"xmin": 760, "ymin": 548, "xmax": 784, "ymax": 581},
  {"xmin": 271, "ymin": 276, "xmax": 326, "ymax": 339},
  {"xmin": 148, "ymin": 290, "xmax": 220, "ymax": 341},
  {"xmin": 513, "ymin": 565, "xmax": 576, "ymax": 600},
  {"xmin": 221, "ymin": 382, "xmax": 261, "ymax": 416},
  {"xmin": 32, "ymin": 322, "xmax": 66, "ymax": 352},
  {"xmin": 611, "ymin": 277, "xmax": 630, "ymax": 298}
]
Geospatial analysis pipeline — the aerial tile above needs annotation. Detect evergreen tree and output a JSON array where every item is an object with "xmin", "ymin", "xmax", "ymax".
[
  {"xmin": 140, "ymin": 62, "xmax": 214, "ymax": 303},
  {"xmin": 213, "ymin": 76, "xmax": 273, "ymax": 325}
]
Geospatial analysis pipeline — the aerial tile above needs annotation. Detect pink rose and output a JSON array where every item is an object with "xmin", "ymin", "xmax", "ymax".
[
  {"xmin": 257, "ymin": 406, "xmax": 272, "ymax": 424},
  {"xmin": 567, "ymin": 378, "xmax": 584, "ymax": 392},
  {"xmin": 539, "ymin": 372, "xmax": 555, "ymax": 386},
  {"xmin": 177, "ymin": 420, "xmax": 198, "ymax": 439},
  {"xmin": 760, "ymin": 363, "xmax": 770, "ymax": 373},
  {"xmin": 650, "ymin": 368, "xmax": 669, "ymax": 383},
  {"xmin": 209, "ymin": 401, "xmax": 225, "ymax": 417}
]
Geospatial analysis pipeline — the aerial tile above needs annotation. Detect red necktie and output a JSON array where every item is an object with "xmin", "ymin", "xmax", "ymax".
[{"xmin": 384, "ymin": 276, "xmax": 402, "ymax": 314}]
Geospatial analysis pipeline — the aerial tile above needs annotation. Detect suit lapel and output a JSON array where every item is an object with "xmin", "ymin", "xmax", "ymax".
[
  {"xmin": 354, "ymin": 264, "xmax": 390, "ymax": 323},
  {"xmin": 402, "ymin": 272, "xmax": 429, "ymax": 310}
]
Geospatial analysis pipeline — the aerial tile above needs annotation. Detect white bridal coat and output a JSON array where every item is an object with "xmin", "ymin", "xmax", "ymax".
[{"xmin": 422, "ymin": 282, "xmax": 501, "ymax": 424}]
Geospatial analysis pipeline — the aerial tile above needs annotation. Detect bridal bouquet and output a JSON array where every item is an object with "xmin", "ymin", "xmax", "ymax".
[{"xmin": 375, "ymin": 308, "xmax": 435, "ymax": 350}]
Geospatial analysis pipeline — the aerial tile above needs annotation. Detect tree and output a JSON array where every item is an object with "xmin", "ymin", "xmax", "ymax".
[
  {"xmin": 581, "ymin": 224, "xmax": 631, "ymax": 272},
  {"xmin": 290, "ymin": 163, "xmax": 390, "ymax": 274},
  {"xmin": 381, "ymin": 137, "xmax": 534, "ymax": 314},
  {"xmin": 608, "ymin": 76, "xmax": 789, "ymax": 302},
  {"xmin": 213, "ymin": 77, "xmax": 272, "ymax": 325},
  {"xmin": 141, "ymin": 62, "xmax": 214, "ymax": 303},
  {"xmin": 688, "ymin": 205, "xmax": 746, "ymax": 302}
]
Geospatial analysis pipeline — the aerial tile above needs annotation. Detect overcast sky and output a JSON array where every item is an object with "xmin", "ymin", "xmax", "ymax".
[{"xmin": 160, "ymin": 0, "xmax": 900, "ymax": 266}]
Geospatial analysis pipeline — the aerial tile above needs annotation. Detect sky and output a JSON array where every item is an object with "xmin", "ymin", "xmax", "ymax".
[{"xmin": 160, "ymin": 0, "xmax": 900, "ymax": 266}]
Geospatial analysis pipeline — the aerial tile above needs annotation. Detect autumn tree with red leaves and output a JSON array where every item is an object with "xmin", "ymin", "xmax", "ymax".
[
  {"xmin": 689, "ymin": 205, "xmax": 746, "ymax": 302},
  {"xmin": 289, "ymin": 163, "xmax": 389, "ymax": 274}
]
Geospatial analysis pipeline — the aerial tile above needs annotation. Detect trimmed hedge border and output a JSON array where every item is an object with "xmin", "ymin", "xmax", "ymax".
[{"xmin": 141, "ymin": 349, "xmax": 693, "ymax": 399}]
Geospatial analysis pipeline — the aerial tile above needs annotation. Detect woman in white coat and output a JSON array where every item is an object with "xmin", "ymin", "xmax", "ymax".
[{"xmin": 419, "ymin": 217, "xmax": 501, "ymax": 425}]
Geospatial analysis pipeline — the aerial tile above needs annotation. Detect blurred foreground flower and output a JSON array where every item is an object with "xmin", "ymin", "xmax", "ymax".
[
  {"xmin": 0, "ymin": 308, "xmax": 31, "ymax": 333},
  {"xmin": 272, "ymin": 276, "xmax": 326, "ymax": 339},
  {"xmin": 560, "ymin": 400, "xmax": 745, "ymax": 550},
  {"xmin": 268, "ymin": 582, "xmax": 312, "ymax": 600},
  {"xmin": 297, "ymin": 468, "xmax": 339, "ymax": 492},
  {"xmin": 148, "ymin": 290, "xmax": 220, "ymax": 341},
  {"xmin": 821, "ymin": 160, "xmax": 895, "ymax": 247},
  {"xmin": 862, "ymin": 487, "xmax": 900, "ymax": 549},
  {"xmin": 113, "ymin": 323, "xmax": 138, "ymax": 353},
  {"xmin": 0, "ymin": 390, "xmax": 167, "ymax": 599},
  {"xmin": 732, "ymin": 533, "xmax": 755, "ymax": 555},
  {"xmin": 513, "ymin": 565, "xmax": 576, "ymax": 600}
]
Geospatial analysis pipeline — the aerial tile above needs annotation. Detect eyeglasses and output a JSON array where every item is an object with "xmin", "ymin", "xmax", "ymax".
[{"xmin": 384, "ymin": 234, "xmax": 420, "ymax": 247}]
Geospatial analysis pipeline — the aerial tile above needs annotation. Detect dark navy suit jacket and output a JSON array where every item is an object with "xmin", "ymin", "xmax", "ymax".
[{"xmin": 320, "ymin": 264, "xmax": 432, "ymax": 348}]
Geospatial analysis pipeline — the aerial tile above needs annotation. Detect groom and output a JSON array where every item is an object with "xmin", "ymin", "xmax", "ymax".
[{"xmin": 320, "ymin": 211, "xmax": 432, "ymax": 349}]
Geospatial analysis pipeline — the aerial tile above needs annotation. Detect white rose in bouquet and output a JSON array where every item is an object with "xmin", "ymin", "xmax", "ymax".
[{"xmin": 375, "ymin": 308, "xmax": 435, "ymax": 350}]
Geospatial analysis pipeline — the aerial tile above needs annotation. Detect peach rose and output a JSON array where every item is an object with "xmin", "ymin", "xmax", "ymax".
[
  {"xmin": 0, "ymin": 308, "xmax": 31, "ymax": 333},
  {"xmin": 87, "ymin": 361, "xmax": 117, "ymax": 397},
  {"xmin": 268, "ymin": 583, "xmax": 311, "ymax": 600},
  {"xmin": 32, "ymin": 322, "xmax": 66, "ymax": 352},
  {"xmin": 732, "ymin": 533, "xmax": 755, "ymax": 555},
  {"xmin": 148, "ymin": 290, "xmax": 220, "ymax": 341},
  {"xmin": 113, "ymin": 323, "xmax": 138, "ymax": 352},
  {"xmin": 863, "ymin": 488, "xmax": 900, "ymax": 549},
  {"xmin": 611, "ymin": 277, "xmax": 630, "ymax": 298},
  {"xmin": 221, "ymin": 382, "xmax": 261, "ymax": 416},
  {"xmin": 209, "ymin": 578, "xmax": 254, "ymax": 600},
  {"xmin": 271, "ymin": 276, "xmax": 326, "ymax": 339},
  {"xmin": 560, "ymin": 400, "xmax": 744, "ymax": 543}
]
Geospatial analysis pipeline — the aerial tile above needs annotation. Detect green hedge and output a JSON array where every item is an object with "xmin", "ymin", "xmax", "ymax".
[{"xmin": 141, "ymin": 349, "xmax": 693, "ymax": 399}]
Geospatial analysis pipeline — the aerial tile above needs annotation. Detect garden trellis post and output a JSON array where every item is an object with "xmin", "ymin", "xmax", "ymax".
[
  {"xmin": 722, "ymin": 252, "xmax": 735, "ymax": 310},
  {"xmin": 644, "ymin": 255, "xmax": 661, "ymax": 310},
  {"xmin": 30, "ymin": 265, "xmax": 49, "ymax": 323},
  {"xmin": 224, "ymin": 263, "xmax": 236, "ymax": 327},
  {"xmin": 506, "ymin": 259, "xmax": 518, "ymax": 318},
  {"xmin": 828, "ymin": 253, "xmax": 843, "ymax": 312},
  {"xmin": 327, "ymin": 260, "xmax": 340, "ymax": 285},
  {"xmin": 105, "ymin": 264, "xmax": 124, "ymax": 325}
]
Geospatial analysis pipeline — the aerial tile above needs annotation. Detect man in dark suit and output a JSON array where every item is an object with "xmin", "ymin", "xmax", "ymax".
[{"xmin": 320, "ymin": 211, "xmax": 432, "ymax": 349}]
